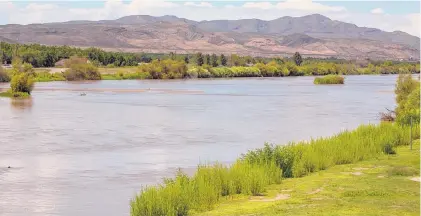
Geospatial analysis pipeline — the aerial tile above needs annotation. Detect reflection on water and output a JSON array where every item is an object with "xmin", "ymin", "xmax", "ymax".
[
  {"xmin": 0, "ymin": 76, "xmax": 399, "ymax": 216},
  {"xmin": 10, "ymin": 98, "xmax": 33, "ymax": 111}
]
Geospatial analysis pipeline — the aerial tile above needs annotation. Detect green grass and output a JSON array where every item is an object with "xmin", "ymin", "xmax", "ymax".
[
  {"xmin": 0, "ymin": 90, "xmax": 30, "ymax": 98},
  {"xmin": 199, "ymin": 141, "xmax": 420, "ymax": 216},
  {"xmin": 130, "ymin": 123, "xmax": 420, "ymax": 216},
  {"xmin": 98, "ymin": 67, "xmax": 139, "ymax": 74},
  {"xmin": 101, "ymin": 71, "xmax": 150, "ymax": 80},
  {"xmin": 314, "ymin": 75, "xmax": 345, "ymax": 85},
  {"xmin": 33, "ymin": 72, "xmax": 66, "ymax": 82}
]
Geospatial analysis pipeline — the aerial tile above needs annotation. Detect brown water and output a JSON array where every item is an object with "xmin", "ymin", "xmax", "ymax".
[{"xmin": 0, "ymin": 75, "xmax": 397, "ymax": 216}]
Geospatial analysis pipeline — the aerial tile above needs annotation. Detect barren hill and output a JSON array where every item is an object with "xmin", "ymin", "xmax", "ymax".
[{"xmin": 0, "ymin": 14, "xmax": 419, "ymax": 60}]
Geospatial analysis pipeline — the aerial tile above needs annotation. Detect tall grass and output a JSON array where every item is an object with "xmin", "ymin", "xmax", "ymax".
[
  {"xmin": 131, "ymin": 123, "xmax": 419, "ymax": 215},
  {"xmin": 131, "ymin": 161, "xmax": 281, "ymax": 216},
  {"xmin": 243, "ymin": 123, "xmax": 419, "ymax": 178},
  {"xmin": 314, "ymin": 75, "xmax": 345, "ymax": 85}
]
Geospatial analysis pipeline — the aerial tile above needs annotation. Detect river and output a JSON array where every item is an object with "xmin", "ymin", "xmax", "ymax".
[{"xmin": 0, "ymin": 75, "xmax": 397, "ymax": 216}]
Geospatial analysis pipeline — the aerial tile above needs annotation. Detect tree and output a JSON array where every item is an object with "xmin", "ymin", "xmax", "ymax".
[
  {"xmin": 293, "ymin": 52, "xmax": 303, "ymax": 66},
  {"xmin": 195, "ymin": 52, "xmax": 204, "ymax": 66},
  {"xmin": 211, "ymin": 54, "xmax": 218, "ymax": 67},
  {"xmin": 205, "ymin": 54, "xmax": 211, "ymax": 65},
  {"xmin": 220, "ymin": 54, "xmax": 227, "ymax": 66}
]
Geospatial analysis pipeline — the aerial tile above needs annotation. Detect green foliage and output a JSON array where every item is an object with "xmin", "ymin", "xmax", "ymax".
[
  {"xmin": 314, "ymin": 75, "xmax": 345, "ymax": 84},
  {"xmin": 63, "ymin": 57, "xmax": 101, "ymax": 81},
  {"xmin": 1, "ymin": 42, "xmax": 142, "ymax": 67},
  {"xmin": 219, "ymin": 54, "xmax": 227, "ymax": 66},
  {"xmin": 210, "ymin": 54, "xmax": 219, "ymax": 67},
  {"xmin": 33, "ymin": 71, "xmax": 66, "ymax": 82},
  {"xmin": 138, "ymin": 59, "xmax": 187, "ymax": 79},
  {"xmin": 10, "ymin": 73, "xmax": 34, "ymax": 94},
  {"xmin": 230, "ymin": 54, "xmax": 246, "ymax": 66},
  {"xmin": 195, "ymin": 52, "xmax": 204, "ymax": 66},
  {"xmin": 242, "ymin": 123, "xmax": 419, "ymax": 178},
  {"xmin": 131, "ymin": 122, "xmax": 419, "ymax": 215},
  {"xmin": 293, "ymin": 52, "xmax": 303, "ymax": 66},
  {"xmin": 205, "ymin": 54, "xmax": 211, "ymax": 66},
  {"xmin": 0, "ymin": 90, "xmax": 30, "ymax": 98},
  {"xmin": 395, "ymin": 74, "xmax": 420, "ymax": 125},
  {"xmin": 131, "ymin": 160, "xmax": 281, "ymax": 216},
  {"xmin": 0, "ymin": 66, "xmax": 10, "ymax": 82}
]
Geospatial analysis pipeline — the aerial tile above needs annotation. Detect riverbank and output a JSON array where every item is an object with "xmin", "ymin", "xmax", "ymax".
[
  {"xmin": 2, "ymin": 62, "xmax": 419, "ymax": 83},
  {"xmin": 130, "ymin": 123, "xmax": 420, "ymax": 215},
  {"xmin": 198, "ymin": 141, "xmax": 420, "ymax": 216}
]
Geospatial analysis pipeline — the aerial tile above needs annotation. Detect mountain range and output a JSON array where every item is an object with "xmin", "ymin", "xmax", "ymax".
[{"xmin": 0, "ymin": 14, "xmax": 419, "ymax": 60}]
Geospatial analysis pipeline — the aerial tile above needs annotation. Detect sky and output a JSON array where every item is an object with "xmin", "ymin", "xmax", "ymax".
[{"xmin": 0, "ymin": 0, "xmax": 419, "ymax": 36}]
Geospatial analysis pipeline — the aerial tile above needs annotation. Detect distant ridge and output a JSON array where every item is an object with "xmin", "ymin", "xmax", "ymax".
[{"xmin": 0, "ymin": 14, "xmax": 419, "ymax": 60}]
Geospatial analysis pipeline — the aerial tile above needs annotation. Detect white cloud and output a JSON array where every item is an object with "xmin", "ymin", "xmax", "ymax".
[
  {"xmin": 370, "ymin": 8, "xmax": 384, "ymax": 14},
  {"xmin": 184, "ymin": 2, "xmax": 213, "ymax": 8},
  {"xmin": 242, "ymin": 0, "xmax": 345, "ymax": 12},
  {"xmin": 0, "ymin": 0, "xmax": 419, "ymax": 37},
  {"xmin": 243, "ymin": 2, "xmax": 274, "ymax": 10},
  {"xmin": 275, "ymin": 0, "xmax": 346, "ymax": 12}
]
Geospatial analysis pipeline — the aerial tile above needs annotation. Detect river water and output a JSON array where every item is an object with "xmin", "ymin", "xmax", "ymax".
[{"xmin": 0, "ymin": 75, "xmax": 397, "ymax": 216}]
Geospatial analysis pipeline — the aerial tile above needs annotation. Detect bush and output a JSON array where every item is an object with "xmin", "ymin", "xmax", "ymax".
[
  {"xmin": 395, "ymin": 74, "xmax": 420, "ymax": 126},
  {"xmin": 314, "ymin": 75, "xmax": 345, "ymax": 85},
  {"xmin": 10, "ymin": 73, "xmax": 34, "ymax": 94},
  {"xmin": 63, "ymin": 62, "xmax": 101, "ymax": 81},
  {"xmin": 139, "ymin": 59, "xmax": 187, "ymax": 79}
]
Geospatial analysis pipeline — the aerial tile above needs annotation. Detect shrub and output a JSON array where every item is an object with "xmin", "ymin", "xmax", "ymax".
[
  {"xmin": 139, "ymin": 59, "xmax": 187, "ymax": 79},
  {"xmin": 382, "ymin": 143, "xmax": 396, "ymax": 154},
  {"xmin": 10, "ymin": 73, "xmax": 34, "ymax": 94},
  {"xmin": 314, "ymin": 75, "xmax": 345, "ymax": 85},
  {"xmin": 379, "ymin": 110, "xmax": 395, "ymax": 122},
  {"xmin": 63, "ymin": 62, "xmax": 101, "ymax": 81},
  {"xmin": 209, "ymin": 67, "xmax": 232, "ymax": 78},
  {"xmin": 395, "ymin": 74, "xmax": 420, "ymax": 126},
  {"xmin": 395, "ymin": 74, "xmax": 418, "ymax": 113}
]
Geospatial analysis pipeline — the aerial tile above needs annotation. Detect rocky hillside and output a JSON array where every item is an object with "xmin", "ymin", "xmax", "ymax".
[{"xmin": 0, "ymin": 14, "xmax": 419, "ymax": 60}]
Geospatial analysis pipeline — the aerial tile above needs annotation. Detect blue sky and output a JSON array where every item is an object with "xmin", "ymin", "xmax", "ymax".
[
  {"xmin": 0, "ymin": 1, "xmax": 419, "ymax": 36},
  {"xmin": 5, "ymin": 1, "xmax": 421, "ymax": 14}
]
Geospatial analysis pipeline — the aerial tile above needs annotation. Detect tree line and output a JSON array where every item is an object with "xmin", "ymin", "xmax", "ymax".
[{"xmin": 3, "ymin": 42, "xmax": 418, "ymax": 69}]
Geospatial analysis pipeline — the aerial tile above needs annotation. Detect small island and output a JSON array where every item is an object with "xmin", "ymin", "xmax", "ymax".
[
  {"xmin": 314, "ymin": 75, "xmax": 345, "ymax": 85},
  {"xmin": 0, "ymin": 60, "xmax": 34, "ymax": 99}
]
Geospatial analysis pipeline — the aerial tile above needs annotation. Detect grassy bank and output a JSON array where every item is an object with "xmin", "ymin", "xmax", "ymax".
[
  {"xmin": 199, "ymin": 140, "xmax": 420, "ymax": 216},
  {"xmin": 130, "ymin": 123, "xmax": 420, "ymax": 216},
  {"xmin": 314, "ymin": 75, "xmax": 345, "ymax": 85},
  {"xmin": 0, "ymin": 90, "xmax": 30, "ymax": 98},
  {"xmin": 2, "ymin": 60, "xmax": 420, "ymax": 82}
]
